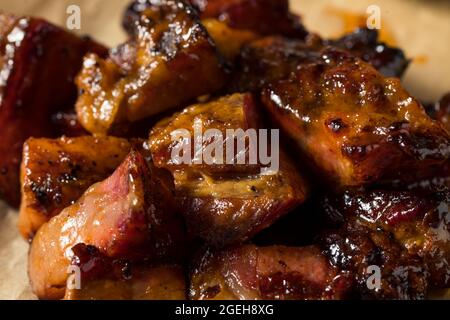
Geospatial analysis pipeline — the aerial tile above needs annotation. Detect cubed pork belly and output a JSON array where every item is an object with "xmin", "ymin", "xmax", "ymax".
[
  {"xmin": 261, "ymin": 48, "xmax": 450, "ymax": 188},
  {"xmin": 0, "ymin": 13, "xmax": 107, "ymax": 206},
  {"xmin": 28, "ymin": 151, "xmax": 186, "ymax": 299},
  {"xmin": 76, "ymin": 0, "xmax": 226, "ymax": 135},
  {"xmin": 18, "ymin": 136, "xmax": 132, "ymax": 240},
  {"xmin": 321, "ymin": 189, "xmax": 450, "ymax": 289},
  {"xmin": 149, "ymin": 93, "xmax": 309, "ymax": 247}
]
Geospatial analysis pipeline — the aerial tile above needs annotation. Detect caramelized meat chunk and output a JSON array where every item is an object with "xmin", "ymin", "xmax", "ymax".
[
  {"xmin": 149, "ymin": 93, "xmax": 309, "ymax": 247},
  {"xmin": 76, "ymin": 0, "xmax": 226, "ymax": 135},
  {"xmin": 64, "ymin": 244, "xmax": 186, "ymax": 300},
  {"xmin": 0, "ymin": 14, "xmax": 107, "ymax": 206},
  {"xmin": 320, "ymin": 221, "xmax": 429, "ymax": 300},
  {"xmin": 18, "ymin": 136, "xmax": 132, "ymax": 240},
  {"xmin": 328, "ymin": 28, "xmax": 410, "ymax": 78},
  {"xmin": 261, "ymin": 48, "xmax": 450, "ymax": 188},
  {"xmin": 28, "ymin": 151, "xmax": 186, "ymax": 299},
  {"xmin": 124, "ymin": 0, "xmax": 307, "ymax": 38},
  {"xmin": 190, "ymin": 245, "xmax": 352, "ymax": 300},
  {"xmin": 322, "ymin": 189, "xmax": 450, "ymax": 289}
]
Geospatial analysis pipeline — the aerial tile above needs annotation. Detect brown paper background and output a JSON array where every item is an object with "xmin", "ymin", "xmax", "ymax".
[{"xmin": 0, "ymin": 0, "xmax": 449, "ymax": 300}]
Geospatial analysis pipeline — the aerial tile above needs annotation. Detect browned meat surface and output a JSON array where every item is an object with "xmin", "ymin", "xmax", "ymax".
[
  {"xmin": 229, "ymin": 30, "xmax": 409, "ymax": 94},
  {"xmin": 321, "ymin": 189, "xmax": 450, "ymax": 290},
  {"xmin": 149, "ymin": 93, "xmax": 309, "ymax": 247},
  {"xmin": 64, "ymin": 244, "xmax": 186, "ymax": 300},
  {"xmin": 0, "ymin": 14, "xmax": 107, "ymax": 207},
  {"xmin": 28, "ymin": 151, "xmax": 186, "ymax": 299},
  {"xmin": 261, "ymin": 48, "xmax": 450, "ymax": 188},
  {"xmin": 76, "ymin": 0, "xmax": 226, "ymax": 135},
  {"xmin": 328, "ymin": 28, "xmax": 410, "ymax": 78},
  {"xmin": 228, "ymin": 36, "xmax": 321, "ymax": 93},
  {"xmin": 124, "ymin": 0, "xmax": 307, "ymax": 39},
  {"xmin": 189, "ymin": 244, "xmax": 352, "ymax": 300},
  {"xmin": 18, "ymin": 136, "xmax": 132, "ymax": 240},
  {"xmin": 320, "ymin": 221, "xmax": 429, "ymax": 299}
]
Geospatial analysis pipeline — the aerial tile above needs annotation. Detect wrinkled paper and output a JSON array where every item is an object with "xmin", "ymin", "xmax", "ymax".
[{"xmin": 0, "ymin": 0, "xmax": 449, "ymax": 300}]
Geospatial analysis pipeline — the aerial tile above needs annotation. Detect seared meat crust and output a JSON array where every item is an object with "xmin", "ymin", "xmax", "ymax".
[
  {"xmin": 0, "ymin": 14, "xmax": 107, "ymax": 206},
  {"xmin": 76, "ymin": 0, "xmax": 226, "ymax": 135},
  {"xmin": 29, "ymin": 151, "xmax": 186, "ymax": 299},
  {"xmin": 18, "ymin": 136, "xmax": 132, "ymax": 240},
  {"xmin": 261, "ymin": 48, "xmax": 450, "ymax": 188},
  {"xmin": 150, "ymin": 93, "xmax": 309, "ymax": 247}
]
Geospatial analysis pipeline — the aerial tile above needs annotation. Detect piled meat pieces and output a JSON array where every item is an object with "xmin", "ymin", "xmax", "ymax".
[
  {"xmin": 149, "ymin": 93, "xmax": 308, "ymax": 247},
  {"xmin": 0, "ymin": 0, "xmax": 447, "ymax": 299}
]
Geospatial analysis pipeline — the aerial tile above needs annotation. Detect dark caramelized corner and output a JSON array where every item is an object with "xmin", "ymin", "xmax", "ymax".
[{"xmin": 76, "ymin": 0, "xmax": 226, "ymax": 135}]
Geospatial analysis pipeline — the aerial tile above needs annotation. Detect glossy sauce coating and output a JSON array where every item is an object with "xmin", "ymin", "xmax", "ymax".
[
  {"xmin": 261, "ymin": 47, "xmax": 450, "ymax": 188},
  {"xmin": 28, "ymin": 151, "xmax": 185, "ymax": 299},
  {"xmin": 150, "ymin": 93, "xmax": 309, "ymax": 247},
  {"xmin": 190, "ymin": 245, "xmax": 352, "ymax": 300},
  {"xmin": 0, "ymin": 13, "xmax": 107, "ymax": 206},
  {"xmin": 322, "ymin": 189, "xmax": 450, "ymax": 289},
  {"xmin": 64, "ymin": 244, "xmax": 186, "ymax": 300},
  {"xmin": 18, "ymin": 136, "xmax": 132, "ymax": 240},
  {"xmin": 76, "ymin": 0, "xmax": 226, "ymax": 135}
]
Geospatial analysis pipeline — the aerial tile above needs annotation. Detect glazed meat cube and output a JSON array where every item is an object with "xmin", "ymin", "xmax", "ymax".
[
  {"xmin": 261, "ymin": 48, "xmax": 450, "ymax": 188},
  {"xmin": 149, "ymin": 93, "xmax": 309, "ymax": 247},
  {"xmin": 18, "ymin": 136, "xmax": 132, "ymax": 240},
  {"xmin": 0, "ymin": 14, "xmax": 107, "ymax": 207},
  {"xmin": 28, "ymin": 151, "xmax": 186, "ymax": 299},
  {"xmin": 189, "ymin": 245, "xmax": 352, "ymax": 300},
  {"xmin": 320, "ymin": 221, "xmax": 429, "ymax": 300},
  {"xmin": 321, "ymin": 189, "xmax": 450, "ymax": 289},
  {"xmin": 76, "ymin": 0, "xmax": 226, "ymax": 135},
  {"xmin": 64, "ymin": 244, "xmax": 186, "ymax": 300},
  {"xmin": 123, "ymin": 0, "xmax": 307, "ymax": 38}
]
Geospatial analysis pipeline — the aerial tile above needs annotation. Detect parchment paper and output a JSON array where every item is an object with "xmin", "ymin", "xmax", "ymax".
[{"xmin": 0, "ymin": 0, "xmax": 449, "ymax": 300}]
